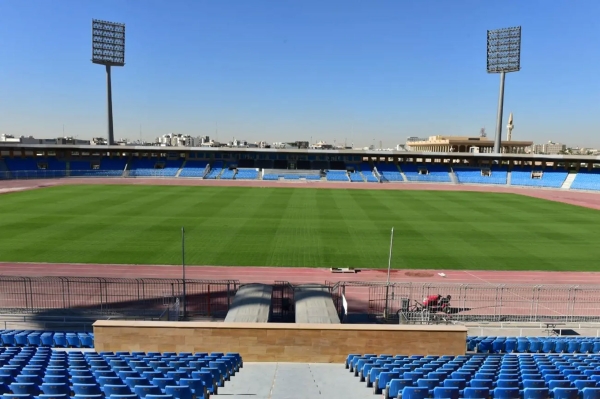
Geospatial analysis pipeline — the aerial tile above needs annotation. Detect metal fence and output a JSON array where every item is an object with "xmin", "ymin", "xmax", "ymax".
[
  {"xmin": 0, "ymin": 276, "xmax": 239, "ymax": 320},
  {"xmin": 328, "ymin": 281, "xmax": 600, "ymax": 323}
]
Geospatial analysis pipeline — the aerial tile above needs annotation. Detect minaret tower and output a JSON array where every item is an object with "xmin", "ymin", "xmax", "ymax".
[{"xmin": 506, "ymin": 113, "xmax": 514, "ymax": 141}]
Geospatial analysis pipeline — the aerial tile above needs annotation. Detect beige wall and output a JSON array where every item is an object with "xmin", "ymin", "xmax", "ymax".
[{"xmin": 93, "ymin": 321, "xmax": 467, "ymax": 363}]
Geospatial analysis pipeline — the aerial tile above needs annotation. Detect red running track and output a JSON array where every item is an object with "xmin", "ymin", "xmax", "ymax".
[{"xmin": 2, "ymin": 262, "xmax": 600, "ymax": 286}]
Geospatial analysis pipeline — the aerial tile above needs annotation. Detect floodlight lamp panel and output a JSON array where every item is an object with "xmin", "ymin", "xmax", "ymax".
[
  {"xmin": 486, "ymin": 26, "xmax": 521, "ymax": 74},
  {"xmin": 91, "ymin": 19, "xmax": 126, "ymax": 66}
]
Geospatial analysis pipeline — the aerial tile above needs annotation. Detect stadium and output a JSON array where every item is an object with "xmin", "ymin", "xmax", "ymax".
[
  {"xmin": 2, "ymin": 143, "xmax": 600, "ymax": 398},
  {"xmin": 2, "ymin": 2, "xmax": 600, "ymax": 399}
]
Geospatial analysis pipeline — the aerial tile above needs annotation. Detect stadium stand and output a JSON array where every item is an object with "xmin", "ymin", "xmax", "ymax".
[
  {"xmin": 375, "ymin": 163, "xmax": 403, "ymax": 182},
  {"xmin": 234, "ymin": 168, "xmax": 259, "ymax": 180},
  {"xmin": 569, "ymin": 169, "xmax": 600, "ymax": 191},
  {"xmin": 224, "ymin": 284, "xmax": 272, "ymax": 323},
  {"xmin": 69, "ymin": 159, "xmax": 126, "ymax": 177},
  {"xmin": 129, "ymin": 159, "xmax": 182, "ymax": 177},
  {"xmin": 454, "ymin": 166, "xmax": 508, "ymax": 185},
  {"xmin": 219, "ymin": 168, "xmax": 236, "ymax": 180},
  {"xmin": 349, "ymin": 170, "xmax": 365, "ymax": 182},
  {"xmin": 326, "ymin": 170, "xmax": 350, "ymax": 182},
  {"xmin": 346, "ymin": 352, "xmax": 600, "ymax": 399},
  {"xmin": 4, "ymin": 158, "xmax": 68, "ymax": 178},
  {"xmin": 262, "ymin": 173, "xmax": 279, "ymax": 181},
  {"xmin": 4, "ymin": 158, "xmax": 44, "ymax": 171},
  {"xmin": 262, "ymin": 169, "xmax": 321, "ymax": 180},
  {"xmin": 0, "ymin": 331, "xmax": 94, "ymax": 348},
  {"xmin": 178, "ymin": 160, "xmax": 209, "ymax": 178},
  {"xmin": 510, "ymin": 168, "xmax": 569, "ymax": 188},
  {"xmin": 359, "ymin": 163, "xmax": 379, "ymax": 182},
  {"xmin": 204, "ymin": 162, "xmax": 224, "ymax": 179},
  {"xmin": 0, "ymin": 346, "xmax": 242, "ymax": 398},
  {"xmin": 401, "ymin": 164, "xmax": 451, "ymax": 182}
]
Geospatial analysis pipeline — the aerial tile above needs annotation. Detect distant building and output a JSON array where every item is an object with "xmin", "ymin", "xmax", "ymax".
[
  {"xmin": 0, "ymin": 135, "xmax": 90, "ymax": 145},
  {"xmin": 531, "ymin": 142, "xmax": 567, "ymax": 155},
  {"xmin": 405, "ymin": 135, "xmax": 532, "ymax": 154},
  {"xmin": 0, "ymin": 134, "xmax": 20, "ymax": 143},
  {"xmin": 544, "ymin": 142, "xmax": 567, "ymax": 155}
]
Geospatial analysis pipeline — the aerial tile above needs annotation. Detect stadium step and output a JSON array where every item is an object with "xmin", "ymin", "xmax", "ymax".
[
  {"xmin": 561, "ymin": 172, "xmax": 577, "ymax": 189},
  {"xmin": 175, "ymin": 160, "xmax": 187, "ymax": 178},
  {"xmin": 449, "ymin": 169, "xmax": 458, "ymax": 184},
  {"xmin": 396, "ymin": 164, "xmax": 408, "ymax": 182},
  {"xmin": 507, "ymin": 170, "xmax": 512, "ymax": 185}
]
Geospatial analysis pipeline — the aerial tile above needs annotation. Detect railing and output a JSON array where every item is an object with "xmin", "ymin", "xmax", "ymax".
[
  {"xmin": 327, "ymin": 281, "xmax": 600, "ymax": 323},
  {"xmin": 0, "ymin": 276, "xmax": 239, "ymax": 320},
  {"xmin": 271, "ymin": 281, "xmax": 295, "ymax": 322}
]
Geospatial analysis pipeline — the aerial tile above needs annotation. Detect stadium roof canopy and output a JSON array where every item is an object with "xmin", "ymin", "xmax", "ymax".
[{"xmin": 2, "ymin": 143, "xmax": 600, "ymax": 163}]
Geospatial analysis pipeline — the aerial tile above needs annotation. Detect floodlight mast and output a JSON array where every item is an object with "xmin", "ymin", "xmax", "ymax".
[
  {"xmin": 487, "ymin": 26, "xmax": 521, "ymax": 154},
  {"xmin": 91, "ymin": 19, "xmax": 126, "ymax": 146}
]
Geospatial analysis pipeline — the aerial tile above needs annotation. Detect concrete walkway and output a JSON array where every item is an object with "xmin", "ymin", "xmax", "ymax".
[{"xmin": 220, "ymin": 362, "xmax": 373, "ymax": 399}]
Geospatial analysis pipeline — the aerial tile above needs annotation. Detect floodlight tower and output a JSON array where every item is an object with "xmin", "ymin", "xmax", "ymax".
[
  {"xmin": 487, "ymin": 26, "xmax": 521, "ymax": 153},
  {"xmin": 92, "ymin": 19, "xmax": 126, "ymax": 146}
]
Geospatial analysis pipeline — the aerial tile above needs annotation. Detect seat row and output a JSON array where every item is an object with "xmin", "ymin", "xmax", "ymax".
[
  {"xmin": 1, "ymin": 331, "xmax": 94, "ymax": 349},
  {"xmin": 346, "ymin": 352, "xmax": 600, "ymax": 399},
  {"xmin": 0, "ymin": 347, "xmax": 242, "ymax": 399},
  {"xmin": 468, "ymin": 336, "xmax": 600, "ymax": 354}
]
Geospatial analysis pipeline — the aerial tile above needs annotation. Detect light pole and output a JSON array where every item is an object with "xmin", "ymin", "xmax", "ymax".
[
  {"xmin": 487, "ymin": 26, "xmax": 521, "ymax": 154},
  {"xmin": 91, "ymin": 19, "xmax": 126, "ymax": 146},
  {"xmin": 181, "ymin": 227, "xmax": 186, "ymax": 320},
  {"xmin": 383, "ymin": 227, "xmax": 394, "ymax": 319}
]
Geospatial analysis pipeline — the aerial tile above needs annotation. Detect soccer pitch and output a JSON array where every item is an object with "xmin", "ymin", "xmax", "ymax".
[{"xmin": 0, "ymin": 184, "xmax": 599, "ymax": 271}]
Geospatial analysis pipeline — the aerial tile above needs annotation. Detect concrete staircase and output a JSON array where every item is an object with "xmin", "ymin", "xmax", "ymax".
[
  {"xmin": 175, "ymin": 160, "xmax": 187, "ymax": 177},
  {"xmin": 449, "ymin": 168, "xmax": 458, "ymax": 184},
  {"xmin": 507, "ymin": 171, "xmax": 512, "ymax": 185},
  {"xmin": 561, "ymin": 172, "xmax": 577, "ymax": 189},
  {"xmin": 123, "ymin": 159, "xmax": 131, "ymax": 177},
  {"xmin": 396, "ymin": 164, "xmax": 408, "ymax": 182}
]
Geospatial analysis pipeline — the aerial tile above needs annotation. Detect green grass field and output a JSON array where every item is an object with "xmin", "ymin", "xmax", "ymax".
[{"xmin": 0, "ymin": 184, "xmax": 599, "ymax": 271}]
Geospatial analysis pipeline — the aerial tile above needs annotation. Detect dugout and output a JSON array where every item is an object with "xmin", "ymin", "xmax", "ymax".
[
  {"xmin": 294, "ymin": 284, "xmax": 340, "ymax": 324},
  {"xmin": 224, "ymin": 283, "xmax": 273, "ymax": 323}
]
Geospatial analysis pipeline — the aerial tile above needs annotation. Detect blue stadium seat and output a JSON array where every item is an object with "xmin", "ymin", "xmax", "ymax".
[
  {"xmin": 9, "ymin": 383, "xmax": 40, "ymax": 396},
  {"xmin": 133, "ymin": 385, "xmax": 163, "ymax": 398},
  {"xmin": 400, "ymin": 386, "xmax": 428, "ymax": 399},
  {"xmin": 523, "ymin": 387, "xmax": 550, "ymax": 398},
  {"xmin": 164, "ymin": 385, "xmax": 193, "ymax": 399},
  {"xmin": 463, "ymin": 387, "xmax": 489, "ymax": 398},
  {"xmin": 102, "ymin": 385, "xmax": 131, "ymax": 397},
  {"xmin": 178, "ymin": 378, "xmax": 208, "ymax": 399},
  {"xmin": 190, "ymin": 371, "xmax": 217, "ymax": 395},
  {"xmin": 433, "ymin": 386, "xmax": 459, "ymax": 399},
  {"xmin": 553, "ymin": 387, "xmax": 579, "ymax": 399}
]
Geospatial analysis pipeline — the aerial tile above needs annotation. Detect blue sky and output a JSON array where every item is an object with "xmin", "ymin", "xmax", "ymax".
[{"xmin": 0, "ymin": 0, "xmax": 599, "ymax": 147}]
